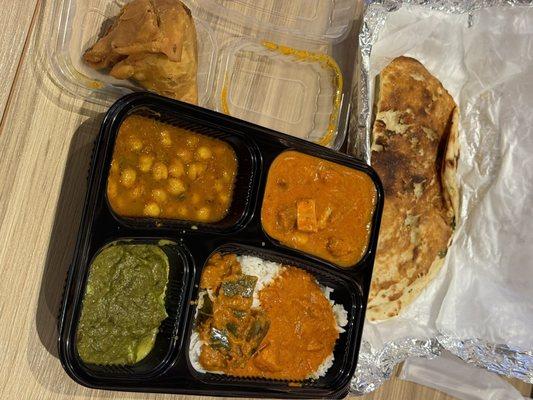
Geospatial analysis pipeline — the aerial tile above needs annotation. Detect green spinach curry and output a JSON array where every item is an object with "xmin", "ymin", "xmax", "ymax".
[{"xmin": 76, "ymin": 244, "xmax": 169, "ymax": 365}]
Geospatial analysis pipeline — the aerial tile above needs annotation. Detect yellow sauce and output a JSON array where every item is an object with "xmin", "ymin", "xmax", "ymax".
[{"xmin": 220, "ymin": 41, "xmax": 343, "ymax": 147}]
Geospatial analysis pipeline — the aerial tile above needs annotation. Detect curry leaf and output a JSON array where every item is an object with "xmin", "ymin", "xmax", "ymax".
[
  {"xmin": 210, "ymin": 328, "xmax": 231, "ymax": 350},
  {"xmin": 221, "ymin": 275, "xmax": 258, "ymax": 298},
  {"xmin": 246, "ymin": 315, "xmax": 270, "ymax": 355},
  {"xmin": 226, "ymin": 322, "xmax": 239, "ymax": 337}
]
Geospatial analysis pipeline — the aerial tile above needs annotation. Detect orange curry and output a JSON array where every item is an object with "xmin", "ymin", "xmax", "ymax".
[
  {"xmin": 197, "ymin": 253, "xmax": 339, "ymax": 380},
  {"xmin": 107, "ymin": 115, "xmax": 237, "ymax": 223},
  {"xmin": 261, "ymin": 151, "xmax": 377, "ymax": 268}
]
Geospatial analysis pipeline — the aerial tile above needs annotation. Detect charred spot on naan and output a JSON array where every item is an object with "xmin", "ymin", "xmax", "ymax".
[{"xmin": 367, "ymin": 56, "xmax": 459, "ymax": 321}]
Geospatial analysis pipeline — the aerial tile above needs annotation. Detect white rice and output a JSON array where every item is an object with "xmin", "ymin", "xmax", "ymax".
[
  {"xmin": 189, "ymin": 330, "xmax": 207, "ymax": 373},
  {"xmin": 322, "ymin": 286, "xmax": 349, "ymax": 333},
  {"xmin": 237, "ymin": 255, "xmax": 282, "ymax": 308},
  {"xmin": 189, "ymin": 255, "xmax": 348, "ymax": 379}
]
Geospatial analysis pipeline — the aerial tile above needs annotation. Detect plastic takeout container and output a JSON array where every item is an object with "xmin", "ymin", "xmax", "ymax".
[
  {"xmin": 58, "ymin": 92, "xmax": 384, "ymax": 398},
  {"xmin": 47, "ymin": 0, "xmax": 361, "ymax": 149},
  {"xmin": 183, "ymin": 0, "xmax": 357, "ymax": 43},
  {"xmin": 215, "ymin": 39, "xmax": 344, "ymax": 147},
  {"xmin": 49, "ymin": 0, "xmax": 217, "ymax": 107}
]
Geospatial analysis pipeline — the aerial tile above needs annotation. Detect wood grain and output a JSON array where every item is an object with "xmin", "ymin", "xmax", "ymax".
[
  {"xmin": 0, "ymin": 0, "xmax": 530, "ymax": 399},
  {"xmin": 0, "ymin": 0, "xmax": 40, "ymax": 124}
]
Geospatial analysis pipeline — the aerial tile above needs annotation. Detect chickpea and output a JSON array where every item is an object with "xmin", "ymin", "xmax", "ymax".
[
  {"xmin": 107, "ymin": 180, "xmax": 118, "ymax": 199},
  {"xmin": 152, "ymin": 162, "xmax": 168, "ymax": 180},
  {"xmin": 196, "ymin": 207, "xmax": 211, "ymax": 221},
  {"xmin": 144, "ymin": 202, "xmax": 161, "ymax": 217},
  {"xmin": 138, "ymin": 154, "xmax": 154, "ymax": 173},
  {"xmin": 219, "ymin": 193, "xmax": 229, "ymax": 204},
  {"xmin": 176, "ymin": 148, "xmax": 193, "ymax": 163},
  {"xmin": 214, "ymin": 180, "xmax": 224, "ymax": 192},
  {"xmin": 196, "ymin": 146, "xmax": 212, "ymax": 160},
  {"xmin": 168, "ymin": 178, "xmax": 187, "ymax": 196},
  {"xmin": 169, "ymin": 159, "xmax": 185, "ymax": 178},
  {"xmin": 129, "ymin": 136, "xmax": 143, "ymax": 152},
  {"xmin": 187, "ymin": 162, "xmax": 206, "ymax": 181},
  {"xmin": 186, "ymin": 135, "xmax": 200, "ymax": 148},
  {"xmin": 160, "ymin": 130, "xmax": 172, "ymax": 146},
  {"xmin": 120, "ymin": 168, "xmax": 137, "ymax": 188},
  {"xmin": 152, "ymin": 188, "xmax": 168, "ymax": 203}
]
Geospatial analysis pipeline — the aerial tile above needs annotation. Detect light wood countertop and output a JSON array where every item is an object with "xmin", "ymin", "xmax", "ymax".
[{"xmin": 0, "ymin": 1, "xmax": 530, "ymax": 399}]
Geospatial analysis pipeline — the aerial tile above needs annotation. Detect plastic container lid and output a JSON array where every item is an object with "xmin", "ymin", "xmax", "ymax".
[
  {"xmin": 183, "ymin": 0, "xmax": 356, "ymax": 43},
  {"xmin": 49, "ymin": 0, "xmax": 217, "ymax": 107},
  {"xmin": 48, "ymin": 0, "xmax": 357, "ymax": 149},
  {"xmin": 215, "ymin": 39, "xmax": 345, "ymax": 148}
]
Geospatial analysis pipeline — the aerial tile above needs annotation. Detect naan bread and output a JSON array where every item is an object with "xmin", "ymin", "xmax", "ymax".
[{"xmin": 367, "ymin": 56, "xmax": 460, "ymax": 321}]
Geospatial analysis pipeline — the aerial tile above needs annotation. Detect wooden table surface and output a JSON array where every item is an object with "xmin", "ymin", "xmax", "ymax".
[{"xmin": 0, "ymin": 1, "xmax": 530, "ymax": 399}]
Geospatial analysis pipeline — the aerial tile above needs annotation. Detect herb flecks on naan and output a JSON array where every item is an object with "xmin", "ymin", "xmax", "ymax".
[{"xmin": 367, "ymin": 56, "xmax": 459, "ymax": 321}]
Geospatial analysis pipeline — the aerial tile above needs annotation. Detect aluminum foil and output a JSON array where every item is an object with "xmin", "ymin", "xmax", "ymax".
[
  {"xmin": 437, "ymin": 335, "xmax": 533, "ymax": 383},
  {"xmin": 349, "ymin": 0, "xmax": 533, "ymax": 394},
  {"xmin": 351, "ymin": 338, "xmax": 441, "ymax": 394},
  {"xmin": 348, "ymin": 0, "xmax": 533, "ymax": 161}
]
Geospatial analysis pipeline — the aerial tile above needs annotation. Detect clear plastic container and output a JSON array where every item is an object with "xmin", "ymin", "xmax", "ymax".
[
  {"xmin": 49, "ymin": 0, "xmax": 217, "ymax": 107},
  {"xmin": 48, "ymin": 0, "xmax": 362, "ymax": 149},
  {"xmin": 215, "ymin": 39, "xmax": 343, "ymax": 146},
  {"xmin": 183, "ymin": 0, "xmax": 357, "ymax": 43}
]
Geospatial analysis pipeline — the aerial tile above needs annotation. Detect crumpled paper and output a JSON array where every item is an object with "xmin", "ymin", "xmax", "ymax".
[{"xmin": 350, "ymin": 0, "xmax": 533, "ymax": 393}]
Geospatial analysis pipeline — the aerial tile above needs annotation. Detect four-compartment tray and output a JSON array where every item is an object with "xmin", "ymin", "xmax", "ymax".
[{"xmin": 58, "ymin": 92, "xmax": 384, "ymax": 399}]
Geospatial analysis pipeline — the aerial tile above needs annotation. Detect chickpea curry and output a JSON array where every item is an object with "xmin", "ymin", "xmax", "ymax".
[
  {"xmin": 107, "ymin": 115, "xmax": 237, "ymax": 223},
  {"xmin": 261, "ymin": 151, "xmax": 377, "ymax": 268},
  {"xmin": 196, "ymin": 253, "xmax": 340, "ymax": 380}
]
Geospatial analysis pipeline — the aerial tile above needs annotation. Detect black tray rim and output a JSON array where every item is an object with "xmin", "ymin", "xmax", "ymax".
[{"xmin": 57, "ymin": 92, "xmax": 384, "ymax": 399}]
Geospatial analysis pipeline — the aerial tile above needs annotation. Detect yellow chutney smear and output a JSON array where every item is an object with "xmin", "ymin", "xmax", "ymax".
[{"xmin": 220, "ymin": 41, "xmax": 343, "ymax": 147}]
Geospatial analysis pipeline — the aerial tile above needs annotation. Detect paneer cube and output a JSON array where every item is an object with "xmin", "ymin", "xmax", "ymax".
[{"xmin": 296, "ymin": 199, "xmax": 318, "ymax": 232}]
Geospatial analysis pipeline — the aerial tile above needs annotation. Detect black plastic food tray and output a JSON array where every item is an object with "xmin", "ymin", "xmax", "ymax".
[{"xmin": 58, "ymin": 92, "xmax": 384, "ymax": 399}]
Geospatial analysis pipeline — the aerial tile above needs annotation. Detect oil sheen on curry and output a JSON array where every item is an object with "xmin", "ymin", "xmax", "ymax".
[
  {"xmin": 107, "ymin": 115, "xmax": 237, "ymax": 223},
  {"xmin": 194, "ymin": 253, "xmax": 342, "ymax": 380},
  {"xmin": 262, "ymin": 151, "xmax": 377, "ymax": 267}
]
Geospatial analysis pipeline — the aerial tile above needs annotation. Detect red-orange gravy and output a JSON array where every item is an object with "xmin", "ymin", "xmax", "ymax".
[
  {"xmin": 197, "ymin": 254, "xmax": 339, "ymax": 380},
  {"xmin": 261, "ymin": 151, "xmax": 377, "ymax": 267}
]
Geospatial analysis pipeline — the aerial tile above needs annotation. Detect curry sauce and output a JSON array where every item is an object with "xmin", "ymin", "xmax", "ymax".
[
  {"xmin": 195, "ymin": 253, "xmax": 340, "ymax": 380},
  {"xmin": 107, "ymin": 115, "xmax": 237, "ymax": 223},
  {"xmin": 261, "ymin": 151, "xmax": 377, "ymax": 268},
  {"xmin": 229, "ymin": 267, "xmax": 339, "ymax": 380}
]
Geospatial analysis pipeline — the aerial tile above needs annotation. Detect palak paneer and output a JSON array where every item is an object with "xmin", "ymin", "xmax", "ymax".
[
  {"xmin": 76, "ymin": 244, "xmax": 169, "ymax": 365},
  {"xmin": 261, "ymin": 151, "xmax": 377, "ymax": 267},
  {"xmin": 107, "ymin": 115, "xmax": 237, "ymax": 223}
]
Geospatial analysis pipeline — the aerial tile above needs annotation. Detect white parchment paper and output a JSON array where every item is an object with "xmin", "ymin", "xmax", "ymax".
[{"xmin": 364, "ymin": 5, "xmax": 533, "ymax": 354}]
